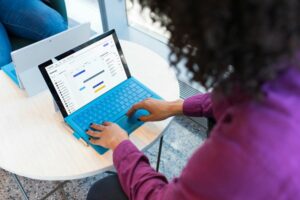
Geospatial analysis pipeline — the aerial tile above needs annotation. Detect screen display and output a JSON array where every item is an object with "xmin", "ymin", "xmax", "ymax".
[{"xmin": 44, "ymin": 34, "xmax": 128, "ymax": 115}]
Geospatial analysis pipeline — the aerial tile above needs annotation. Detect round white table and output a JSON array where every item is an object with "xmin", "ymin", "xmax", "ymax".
[{"xmin": 0, "ymin": 40, "xmax": 179, "ymax": 181}]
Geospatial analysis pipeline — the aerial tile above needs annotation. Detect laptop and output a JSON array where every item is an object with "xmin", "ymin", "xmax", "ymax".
[
  {"xmin": 2, "ymin": 23, "xmax": 91, "ymax": 96},
  {"xmin": 39, "ymin": 30, "xmax": 162, "ymax": 155}
]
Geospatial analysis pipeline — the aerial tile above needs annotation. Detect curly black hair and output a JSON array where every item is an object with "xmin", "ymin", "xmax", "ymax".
[{"xmin": 135, "ymin": 0, "xmax": 300, "ymax": 97}]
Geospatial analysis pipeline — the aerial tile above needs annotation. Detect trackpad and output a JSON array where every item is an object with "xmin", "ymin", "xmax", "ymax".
[{"xmin": 116, "ymin": 109, "xmax": 150, "ymax": 134}]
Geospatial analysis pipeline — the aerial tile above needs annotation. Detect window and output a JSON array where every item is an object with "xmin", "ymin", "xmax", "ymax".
[
  {"xmin": 99, "ymin": 0, "xmax": 206, "ymax": 92},
  {"xmin": 65, "ymin": 0, "xmax": 103, "ymax": 34},
  {"xmin": 126, "ymin": 0, "xmax": 170, "ymax": 42}
]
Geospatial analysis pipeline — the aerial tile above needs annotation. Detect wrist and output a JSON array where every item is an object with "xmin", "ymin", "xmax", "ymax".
[
  {"xmin": 168, "ymin": 99, "xmax": 184, "ymax": 116},
  {"xmin": 112, "ymin": 137, "xmax": 128, "ymax": 151}
]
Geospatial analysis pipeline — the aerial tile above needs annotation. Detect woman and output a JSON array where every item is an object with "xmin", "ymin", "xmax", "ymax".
[
  {"xmin": 0, "ymin": 0, "xmax": 67, "ymax": 66},
  {"xmin": 87, "ymin": 0, "xmax": 300, "ymax": 199}
]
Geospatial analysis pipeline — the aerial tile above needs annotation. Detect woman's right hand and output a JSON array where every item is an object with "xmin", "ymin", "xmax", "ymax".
[{"xmin": 126, "ymin": 98, "xmax": 184, "ymax": 122}]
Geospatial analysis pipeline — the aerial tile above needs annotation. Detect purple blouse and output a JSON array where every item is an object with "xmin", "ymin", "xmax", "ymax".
[{"xmin": 113, "ymin": 67, "xmax": 300, "ymax": 200}]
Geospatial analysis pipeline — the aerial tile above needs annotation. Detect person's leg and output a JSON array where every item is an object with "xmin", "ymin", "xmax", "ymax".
[
  {"xmin": 0, "ymin": 0, "xmax": 67, "ymax": 41},
  {"xmin": 87, "ymin": 175, "xmax": 129, "ymax": 200},
  {"xmin": 0, "ymin": 22, "xmax": 12, "ymax": 67}
]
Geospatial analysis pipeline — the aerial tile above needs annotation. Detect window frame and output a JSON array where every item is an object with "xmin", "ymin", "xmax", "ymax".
[{"xmin": 98, "ymin": 0, "xmax": 170, "ymax": 59}]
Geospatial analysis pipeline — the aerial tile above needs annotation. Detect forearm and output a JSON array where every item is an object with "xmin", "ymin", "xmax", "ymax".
[
  {"xmin": 165, "ymin": 93, "xmax": 214, "ymax": 118},
  {"xmin": 113, "ymin": 140, "xmax": 168, "ymax": 199}
]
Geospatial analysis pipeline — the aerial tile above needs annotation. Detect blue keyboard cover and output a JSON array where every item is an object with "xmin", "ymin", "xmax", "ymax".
[
  {"xmin": 2, "ymin": 63, "xmax": 20, "ymax": 86},
  {"xmin": 66, "ymin": 77, "xmax": 162, "ymax": 154}
]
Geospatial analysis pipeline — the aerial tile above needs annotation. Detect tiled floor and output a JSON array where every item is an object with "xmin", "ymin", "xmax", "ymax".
[{"xmin": 0, "ymin": 116, "xmax": 207, "ymax": 200}]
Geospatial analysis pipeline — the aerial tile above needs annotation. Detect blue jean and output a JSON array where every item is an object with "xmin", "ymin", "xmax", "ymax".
[{"xmin": 0, "ymin": 0, "xmax": 67, "ymax": 66}]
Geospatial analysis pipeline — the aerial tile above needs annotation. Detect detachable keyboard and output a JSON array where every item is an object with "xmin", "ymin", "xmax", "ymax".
[
  {"xmin": 72, "ymin": 79, "xmax": 153, "ymax": 131},
  {"xmin": 2, "ymin": 63, "xmax": 19, "ymax": 86}
]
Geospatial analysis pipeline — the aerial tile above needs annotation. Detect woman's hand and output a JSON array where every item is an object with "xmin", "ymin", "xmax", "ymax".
[
  {"xmin": 127, "ymin": 98, "xmax": 184, "ymax": 122},
  {"xmin": 86, "ymin": 122, "xmax": 128, "ymax": 151}
]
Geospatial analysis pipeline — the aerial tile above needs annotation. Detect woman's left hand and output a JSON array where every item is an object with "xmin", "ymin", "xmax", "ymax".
[{"xmin": 86, "ymin": 122, "xmax": 128, "ymax": 151}]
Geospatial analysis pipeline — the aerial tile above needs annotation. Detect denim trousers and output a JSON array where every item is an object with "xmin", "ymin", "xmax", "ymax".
[{"xmin": 0, "ymin": 0, "xmax": 67, "ymax": 66}]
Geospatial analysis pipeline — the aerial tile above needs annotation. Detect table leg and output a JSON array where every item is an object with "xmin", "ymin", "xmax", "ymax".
[
  {"xmin": 58, "ymin": 181, "xmax": 69, "ymax": 200},
  {"xmin": 11, "ymin": 173, "xmax": 29, "ymax": 200},
  {"xmin": 40, "ymin": 180, "xmax": 70, "ymax": 200},
  {"xmin": 11, "ymin": 173, "xmax": 70, "ymax": 200},
  {"xmin": 156, "ymin": 136, "xmax": 164, "ymax": 172}
]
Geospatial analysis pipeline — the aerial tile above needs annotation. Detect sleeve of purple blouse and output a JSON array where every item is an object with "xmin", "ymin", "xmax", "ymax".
[
  {"xmin": 183, "ymin": 93, "xmax": 213, "ymax": 118},
  {"xmin": 114, "ymin": 137, "xmax": 252, "ymax": 200},
  {"xmin": 113, "ymin": 140, "xmax": 169, "ymax": 200},
  {"xmin": 113, "ymin": 136, "xmax": 254, "ymax": 200}
]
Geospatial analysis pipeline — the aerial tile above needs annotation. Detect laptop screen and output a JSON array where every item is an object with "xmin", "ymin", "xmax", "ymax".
[{"xmin": 39, "ymin": 30, "xmax": 131, "ymax": 116}]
